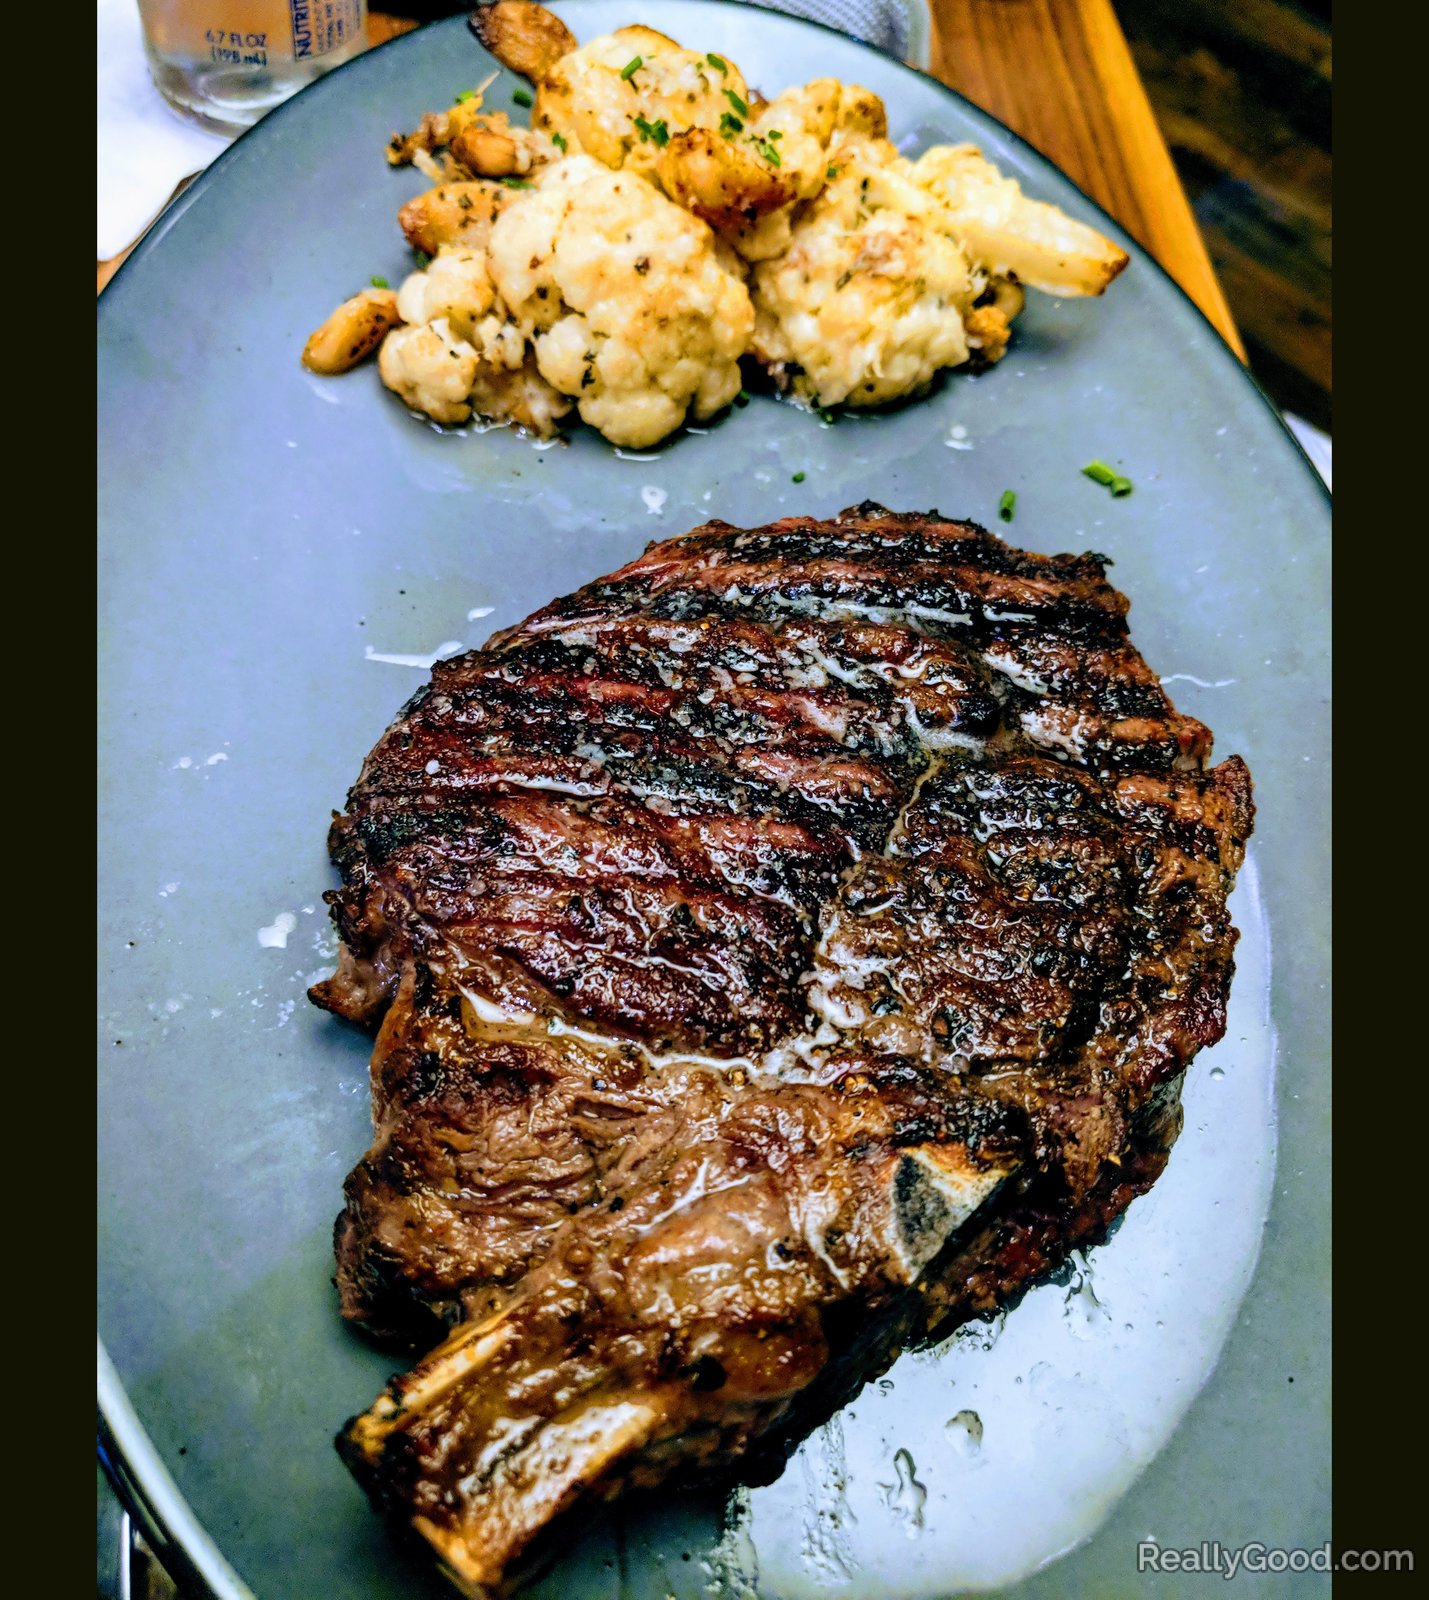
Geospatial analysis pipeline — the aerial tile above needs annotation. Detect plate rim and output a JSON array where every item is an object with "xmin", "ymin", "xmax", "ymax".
[
  {"xmin": 98, "ymin": 1339, "xmax": 248, "ymax": 1599},
  {"xmin": 97, "ymin": 6, "xmax": 1329, "ymax": 1594}
]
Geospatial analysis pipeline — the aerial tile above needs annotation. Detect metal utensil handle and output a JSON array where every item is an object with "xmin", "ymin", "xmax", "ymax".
[{"xmin": 98, "ymin": 1415, "xmax": 205, "ymax": 1599}]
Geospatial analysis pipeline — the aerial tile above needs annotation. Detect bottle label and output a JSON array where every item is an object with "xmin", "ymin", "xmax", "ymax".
[
  {"xmin": 164, "ymin": 2, "xmax": 363, "ymax": 67},
  {"xmin": 203, "ymin": 28, "xmax": 272, "ymax": 69},
  {"xmin": 289, "ymin": 0, "xmax": 362, "ymax": 60}
]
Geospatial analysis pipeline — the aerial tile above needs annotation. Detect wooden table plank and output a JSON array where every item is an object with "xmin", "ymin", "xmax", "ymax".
[
  {"xmin": 927, "ymin": 0, "xmax": 1245, "ymax": 356},
  {"xmin": 368, "ymin": 12, "xmax": 420, "ymax": 46}
]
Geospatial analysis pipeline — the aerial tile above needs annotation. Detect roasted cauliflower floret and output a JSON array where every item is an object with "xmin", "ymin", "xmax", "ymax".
[
  {"xmin": 395, "ymin": 246, "xmax": 498, "ymax": 340},
  {"xmin": 757, "ymin": 79, "xmax": 886, "ymax": 201},
  {"xmin": 380, "ymin": 246, "xmax": 571, "ymax": 436},
  {"xmin": 512, "ymin": 24, "xmax": 790, "ymax": 239},
  {"xmin": 913, "ymin": 143, "xmax": 1128, "ymax": 297},
  {"xmin": 533, "ymin": 26, "xmax": 750, "ymax": 174},
  {"xmin": 703, "ymin": 79, "xmax": 890, "ymax": 261},
  {"xmin": 751, "ymin": 137, "xmax": 983, "ymax": 409},
  {"xmin": 378, "ymin": 319, "xmax": 483, "ymax": 425},
  {"xmin": 651, "ymin": 79, "xmax": 853, "ymax": 255},
  {"xmin": 469, "ymin": 351, "xmax": 574, "ymax": 436},
  {"xmin": 398, "ymin": 181, "xmax": 517, "ymax": 256},
  {"xmin": 487, "ymin": 156, "xmax": 754, "ymax": 448},
  {"xmin": 529, "ymin": 37, "xmax": 888, "ymax": 262},
  {"xmin": 654, "ymin": 126, "xmax": 793, "ymax": 239}
]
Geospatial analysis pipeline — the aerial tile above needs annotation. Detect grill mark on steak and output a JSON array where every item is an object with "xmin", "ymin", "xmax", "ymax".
[{"xmin": 312, "ymin": 505, "xmax": 1253, "ymax": 1595}]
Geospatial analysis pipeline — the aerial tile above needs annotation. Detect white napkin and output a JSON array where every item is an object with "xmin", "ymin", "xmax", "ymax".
[{"xmin": 97, "ymin": 0, "xmax": 233, "ymax": 259}]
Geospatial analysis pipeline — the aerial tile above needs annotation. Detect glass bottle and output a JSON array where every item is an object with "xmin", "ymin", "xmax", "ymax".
[{"xmin": 137, "ymin": 0, "xmax": 368, "ymax": 136}]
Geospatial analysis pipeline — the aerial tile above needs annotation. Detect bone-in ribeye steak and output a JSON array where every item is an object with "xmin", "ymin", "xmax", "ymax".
[{"xmin": 311, "ymin": 504, "xmax": 1253, "ymax": 1597}]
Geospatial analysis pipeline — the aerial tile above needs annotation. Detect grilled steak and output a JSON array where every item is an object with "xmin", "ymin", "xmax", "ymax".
[{"xmin": 312, "ymin": 504, "xmax": 1253, "ymax": 1596}]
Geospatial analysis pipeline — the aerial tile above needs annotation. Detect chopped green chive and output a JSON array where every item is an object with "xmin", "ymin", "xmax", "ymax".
[
  {"xmin": 998, "ymin": 489, "xmax": 1016, "ymax": 522},
  {"xmin": 454, "ymin": 88, "xmax": 475, "ymax": 103},
  {"xmin": 620, "ymin": 55, "xmax": 642, "ymax": 80},
  {"xmin": 414, "ymin": 250, "xmax": 432, "ymax": 268},
  {"xmin": 734, "ymin": 390, "xmax": 751, "ymax": 408},
  {"xmin": 792, "ymin": 471, "xmax": 806, "ymax": 483},
  {"xmin": 768, "ymin": 129, "xmax": 783, "ymax": 140},
  {"xmin": 826, "ymin": 164, "xmax": 839, "ymax": 180},
  {"xmin": 1083, "ymin": 459, "xmax": 1133, "ymax": 496},
  {"xmin": 707, "ymin": 52, "xmax": 729, "ymax": 74},
  {"xmin": 818, "ymin": 408, "xmax": 837, "ymax": 424},
  {"xmin": 369, "ymin": 275, "xmax": 389, "ymax": 289},
  {"xmin": 500, "ymin": 177, "xmax": 535, "ymax": 189},
  {"xmin": 551, "ymin": 130, "xmax": 568, "ymax": 153},
  {"xmin": 752, "ymin": 136, "xmax": 781, "ymax": 165},
  {"xmin": 723, "ymin": 87, "xmax": 750, "ymax": 117},
  {"xmin": 633, "ymin": 114, "xmax": 670, "ymax": 146},
  {"xmin": 511, "ymin": 86, "xmax": 534, "ymax": 107},
  {"xmin": 719, "ymin": 111, "xmax": 744, "ymax": 138}
]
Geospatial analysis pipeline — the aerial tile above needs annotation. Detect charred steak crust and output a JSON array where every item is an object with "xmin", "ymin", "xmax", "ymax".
[{"xmin": 312, "ymin": 505, "xmax": 1253, "ymax": 1594}]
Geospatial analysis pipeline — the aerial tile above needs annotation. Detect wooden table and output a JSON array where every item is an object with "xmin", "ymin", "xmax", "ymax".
[
  {"xmin": 927, "ymin": 0, "xmax": 1243, "ymax": 355},
  {"xmin": 102, "ymin": 0, "xmax": 1246, "ymax": 358}
]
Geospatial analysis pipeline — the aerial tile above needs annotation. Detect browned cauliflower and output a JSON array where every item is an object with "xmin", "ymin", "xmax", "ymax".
[
  {"xmin": 533, "ymin": 26, "xmax": 752, "ymax": 176},
  {"xmin": 394, "ymin": 246, "xmax": 499, "ymax": 338},
  {"xmin": 486, "ymin": 155, "xmax": 754, "ymax": 448},
  {"xmin": 750, "ymin": 136, "xmax": 984, "ymax": 409},
  {"xmin": 377, "ymin": 247, "xmax": 572, "ymax": 435},
  {"xmin": 377, "ymin": 319, "xmax": 483, "ymax": 426},
  {"xmin": 527, "ymin": 31, "xmax": 883, "ymax": 264},
  {"xmin": 304, "ymin": 7, "xmax": 1130, "ymax": 448},
  {"xmin": 913, "ymin": 143, "xmax": 1129, "ymax": 297}
]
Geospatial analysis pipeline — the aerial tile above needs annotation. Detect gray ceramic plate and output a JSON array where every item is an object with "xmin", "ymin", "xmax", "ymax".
[{"xmin": 98, "ymin": 6, "xmax": 1331, "ymax": 1596}]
